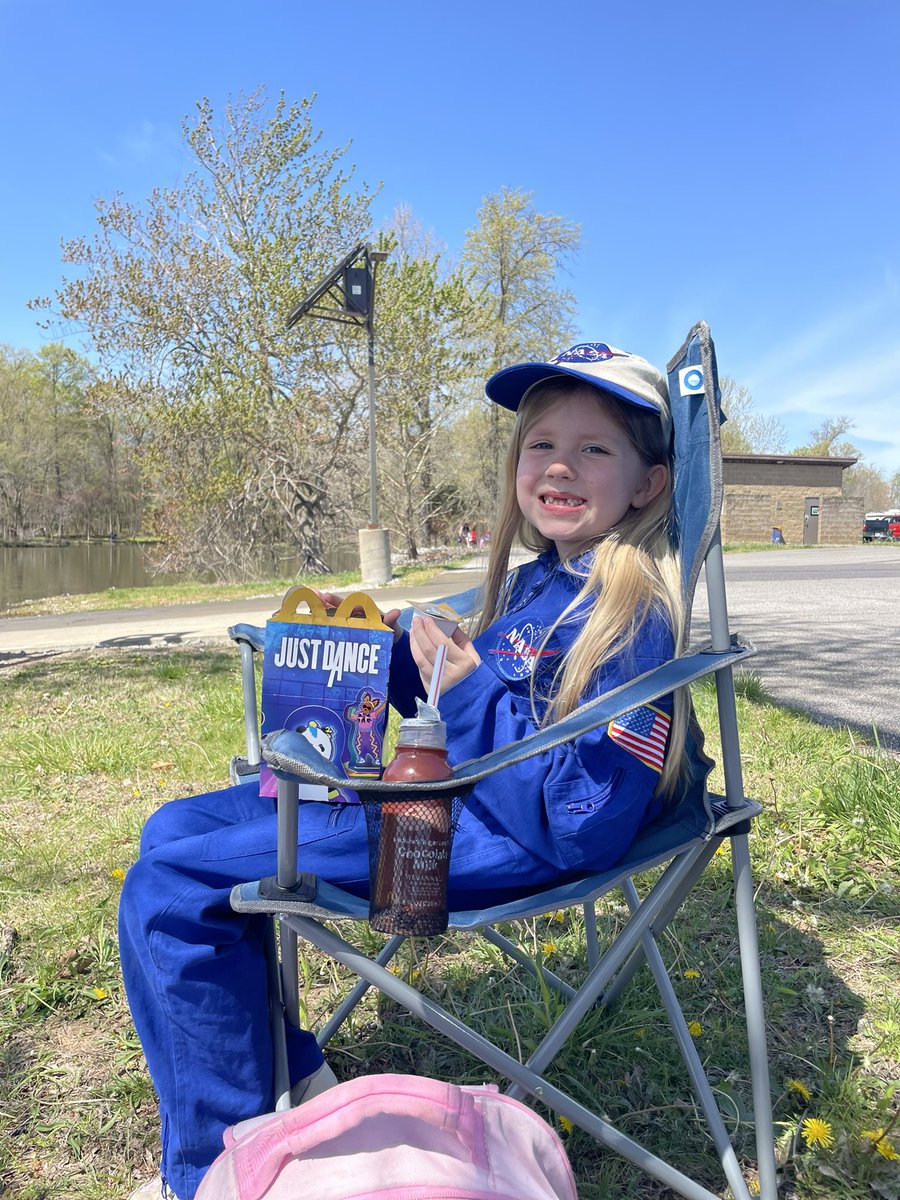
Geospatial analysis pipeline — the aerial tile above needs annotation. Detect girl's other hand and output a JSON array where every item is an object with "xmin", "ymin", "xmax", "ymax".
[
  {"xmin": 314, "ymin": 591, "xmax": 345, "ymax": 614},
  {"xmin": 313, "ymin": 592, "xmax": 402, "ymax": 640},
  {"xmin": 410, "ymin": 616, "xmax": 481, "ymax": 693}
]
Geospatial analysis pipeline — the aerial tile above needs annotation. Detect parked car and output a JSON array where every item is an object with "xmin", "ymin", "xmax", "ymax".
[{"xmin": 862, "ymin": 512, "xmax": 900, "ymax": 541}]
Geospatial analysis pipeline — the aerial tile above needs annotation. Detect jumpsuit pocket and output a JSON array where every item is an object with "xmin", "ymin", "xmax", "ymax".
[{"xmin": 545, "ymin": 767, "xmax": 647, "ymax": 873}]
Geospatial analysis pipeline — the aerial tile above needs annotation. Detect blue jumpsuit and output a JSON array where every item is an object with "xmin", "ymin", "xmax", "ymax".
[{"xmin": 119, "ymin": 551, "xmax": 680, "ymax": 1199}]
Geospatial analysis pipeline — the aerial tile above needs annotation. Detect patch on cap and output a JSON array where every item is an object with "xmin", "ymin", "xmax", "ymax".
[{"xmin": 551, "ymin": 343, "xmax": 629, "ymax": 366}]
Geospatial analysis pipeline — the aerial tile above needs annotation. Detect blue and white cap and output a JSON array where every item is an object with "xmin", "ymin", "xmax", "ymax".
[{"xmin": 485, "ymin": 342, "xmax": 672, "ymax": 440}]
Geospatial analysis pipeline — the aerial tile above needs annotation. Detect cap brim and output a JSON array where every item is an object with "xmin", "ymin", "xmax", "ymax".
[{"xmin": 484, "ymin": 362, "xmax": 661, "ymax": 416}]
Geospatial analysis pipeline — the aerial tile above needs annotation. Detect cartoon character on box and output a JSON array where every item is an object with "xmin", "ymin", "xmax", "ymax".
[
  {"xmin": 344, "ymin": 689, "xmax": 387, "ymax": 775},
  {"xmin": 282, "ymin": 704, "xmax": 350, "ymax": 802}
]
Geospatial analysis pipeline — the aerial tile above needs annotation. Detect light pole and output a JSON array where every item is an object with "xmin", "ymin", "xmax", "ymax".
[
  {"xmin": 365, "ymin": 248, "xmax": 389, "ymax": 528},
  {"xmin": 286, "ymin": 242, "xmax": 392, "ymax": 584}
]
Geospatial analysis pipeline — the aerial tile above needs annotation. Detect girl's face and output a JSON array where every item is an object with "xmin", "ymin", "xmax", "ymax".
[{"xmin": 515, "ymin": 389, "xmax": 667, "ymax": 558}]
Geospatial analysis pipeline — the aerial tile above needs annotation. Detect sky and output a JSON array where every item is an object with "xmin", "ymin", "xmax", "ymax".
[{"xmin": 1, "ymin": 0, "xmax": 899, "ymax": 474}]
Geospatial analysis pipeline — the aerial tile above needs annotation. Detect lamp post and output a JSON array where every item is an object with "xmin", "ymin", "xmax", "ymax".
[
  {"xmin": 365, "ymin": 248, "xmax": 389, "ymax": 528},
  {"xmin": 286, "ymin": 242, "xmax": 392, "ymax": 584}
]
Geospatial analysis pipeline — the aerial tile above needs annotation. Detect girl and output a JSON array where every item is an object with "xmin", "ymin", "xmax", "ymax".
[{"xmin": 122, "ymin": 341, "xmax": 705, "ymax": 1200}]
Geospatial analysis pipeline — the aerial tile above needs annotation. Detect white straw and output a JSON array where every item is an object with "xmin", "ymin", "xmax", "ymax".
[{"xmin": 426, "ymin": 642, "xmax": 448, "ymax": 709}]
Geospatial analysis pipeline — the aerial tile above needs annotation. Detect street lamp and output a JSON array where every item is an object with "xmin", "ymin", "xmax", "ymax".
[{"xmin": 286, "ymin": 242, "xmax": 392, "ymax": 584}]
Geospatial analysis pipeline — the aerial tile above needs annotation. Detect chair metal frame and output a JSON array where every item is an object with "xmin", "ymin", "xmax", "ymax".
[{"xmin": 228, "ymin": 323, "xmax": 779, "ymax": 1200}]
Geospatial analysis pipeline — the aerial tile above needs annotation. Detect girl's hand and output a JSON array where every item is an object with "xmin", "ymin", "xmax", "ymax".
[
  {"xmin": 314, "ymin": 591, "xmax": 345, "ymax": 614},
  {"xmin": 313, "ymin": 592, "xmax": 402, "ymax": 640},
  {"xmin": 410, "ymin": 616, "xmax": 481, "ymax": 694}
]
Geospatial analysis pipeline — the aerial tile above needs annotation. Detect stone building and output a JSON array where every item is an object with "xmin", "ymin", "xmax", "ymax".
[{"xmin": 721, "ymin": 454, "xmax": 862, "ymax": 545}]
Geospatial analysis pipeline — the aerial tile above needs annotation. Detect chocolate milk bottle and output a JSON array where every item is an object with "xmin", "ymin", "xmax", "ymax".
[{"xmin": 370, "ymin": 708, "xmax": 454, "ymax": 936}]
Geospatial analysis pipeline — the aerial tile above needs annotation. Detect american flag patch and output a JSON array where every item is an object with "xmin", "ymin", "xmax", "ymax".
[{"xmin": 608, "ymin": 704, "xmax": 671, "ymax": 772}]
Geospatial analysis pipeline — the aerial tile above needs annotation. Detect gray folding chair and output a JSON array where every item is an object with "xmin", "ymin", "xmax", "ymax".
[{"xmin": 231, "ymin": 323, "xmax": 779, "ymax": 1200}]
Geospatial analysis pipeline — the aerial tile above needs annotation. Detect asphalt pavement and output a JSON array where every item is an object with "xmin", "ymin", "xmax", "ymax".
[{"xmin": 2, "ymin": 546, "xmax": 898, "ymax": 751}]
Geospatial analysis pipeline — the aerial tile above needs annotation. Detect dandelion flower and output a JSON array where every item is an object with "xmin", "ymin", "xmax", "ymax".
[
  {"xmin": 800, "ymin": 1117, "xmax": 834, "ymax": 1149},
  {"xmin": 687, "ymin": 1020, "xmax": 703, "ymax": 1037},
  {"xmin": 559, "ymin": 1116, "xmax": 573, "ymax": 1135},
  {"xmin": 542, "ymin": 942, "xmax": 557, "ymax": 956},
  {"xmin": 111, "ymin": 868, "xmax": 126, "ymax": 883},
  {"xmin": 552, "ymin": 910, "xmax": 565, "ymax": 924},
  {"xmin": 786, "ymin": 1079, "xmax": 812, "ymax": 1102},
  {"xmin": 862, "ymin": 1129, "xmax": 900, "ymax": 1160},
  {"xmin": 91, "ymin": 987, "xmax": 108, "ymax": 1001},
  {"xmin": 683, "ymin": 969, "xmax": 701, "ymax": 980}
]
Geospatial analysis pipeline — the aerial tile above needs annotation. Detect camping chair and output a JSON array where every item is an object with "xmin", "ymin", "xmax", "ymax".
[
  {"xmin": 230, "ymin": 322, "xmax": 779, "ymax": 1200},
  {"xmin": 227, "ymin": 624, "xmax": 264, "ymax": 786}
]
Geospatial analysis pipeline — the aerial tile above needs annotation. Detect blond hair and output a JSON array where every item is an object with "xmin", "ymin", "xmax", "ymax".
[{"xmin": 475, "ymin": 377, "xmax": 688, "ymax": 798}]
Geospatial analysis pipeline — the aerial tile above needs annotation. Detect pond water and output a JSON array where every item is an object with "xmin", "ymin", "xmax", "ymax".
[{"xmin": 0, "ymin": 542, "xmax": 361, "ymax": 611}]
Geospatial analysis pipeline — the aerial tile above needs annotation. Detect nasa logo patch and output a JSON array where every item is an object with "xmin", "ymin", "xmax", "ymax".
[{"xmin": 488, "ymin": 620, "xmax": 561, "ymax": 681}]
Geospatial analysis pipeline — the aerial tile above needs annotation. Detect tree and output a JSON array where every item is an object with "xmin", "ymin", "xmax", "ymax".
[
  {"xmin": 33, "ymin": 90, "xmax": 377, "ymax": 576},
  {"xmin": 718, "ymin": 377, "xmax": 786, "ymax": 454},
  {"xmin": 371, "ymin": 210, "xmax": 482, "ymax": 558},
  {"xmin": 461, "ymin": 188, "xmax": 580, "ymax": 510},
  {"xmin": 844, "ymin": 463, "xmax": 890, "ymax": 512},
  {"xmin": 0, "ymin": 344, "xmax": 137, "ymax": 541},
  {"xmin": 792, "ymin": 416, "xmax": 857, "ymax": 458},
  {"xmin": 791, "ymin": 415, "xmax": 896, "ymax": 512}
]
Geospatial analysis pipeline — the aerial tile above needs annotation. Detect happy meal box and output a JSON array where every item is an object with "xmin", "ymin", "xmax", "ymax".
[{"xmin": 259, "ymin": 587, "xmax": 394, "ymax": 802}]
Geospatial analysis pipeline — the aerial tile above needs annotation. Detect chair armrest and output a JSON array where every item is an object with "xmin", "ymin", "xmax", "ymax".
[
  {"xmin": 228, "ymin": 623, "xmax": 265, "ymax": 652},
  {"xmin": 261, "ymin": 635, "xmax": 756, "ymax": 796},
  {"xmin": 228, "ymin": 623, "xmax": 265, "ymax": 766},
  {"xmin": 395, "ymin": 586, "xmax": 482, "ymax": 633}
]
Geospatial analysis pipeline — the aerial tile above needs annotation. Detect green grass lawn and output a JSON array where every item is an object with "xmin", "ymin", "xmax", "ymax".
[{"xmin": 0, "ymin": 651, "xmax": 897, "ymax": 1199}]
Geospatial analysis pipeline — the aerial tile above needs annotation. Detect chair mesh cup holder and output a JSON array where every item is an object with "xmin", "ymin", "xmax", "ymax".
[{"xmin": 362, "ymin": 787, "xmax": 471, "ymax": 936}]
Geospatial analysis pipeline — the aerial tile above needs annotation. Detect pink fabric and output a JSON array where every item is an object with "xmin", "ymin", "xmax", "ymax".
[{"xmin": 196, "ymin": 1073, "xmax": 577, "ymax": 1199}]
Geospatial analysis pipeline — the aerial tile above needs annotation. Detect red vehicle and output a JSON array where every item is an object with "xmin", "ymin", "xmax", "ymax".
[{"xmin": 862, "ymin": 511, "xmax": 900, "ymax": 541}]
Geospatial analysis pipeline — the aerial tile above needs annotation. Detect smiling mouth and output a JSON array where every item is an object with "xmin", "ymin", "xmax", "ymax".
[{"xmin": 540, "ymin": 495, "xmax": 585, "ymax": 509}]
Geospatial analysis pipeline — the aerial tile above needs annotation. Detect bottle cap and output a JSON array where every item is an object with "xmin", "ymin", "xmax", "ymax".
[{"xmin": 397, "ymin": 697, "xmax": 447, "ymax": 748}]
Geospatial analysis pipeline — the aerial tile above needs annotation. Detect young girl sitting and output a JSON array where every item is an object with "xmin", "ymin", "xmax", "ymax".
[{"xmin": 121, "ymin": 341, "xmax": 708, "ymax": 1200}]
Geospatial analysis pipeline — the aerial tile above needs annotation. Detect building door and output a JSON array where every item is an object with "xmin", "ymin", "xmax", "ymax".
[{"xmin": 803, "ymin": 496, "xmax": 820, "ymax": 544}]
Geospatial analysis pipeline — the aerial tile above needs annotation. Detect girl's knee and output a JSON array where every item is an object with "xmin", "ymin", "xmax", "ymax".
[
  {"xmin": 139, "ymin": 795, "xmax": 204, "ymax": 856},
  {"xmin": 139, "ymin": 785, "xmax": 260, "ymax": 855}
]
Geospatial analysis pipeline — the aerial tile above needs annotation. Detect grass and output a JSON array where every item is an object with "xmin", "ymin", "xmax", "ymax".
[{"xmin": 0, "ymin": 652, "xmax": 898, "ymax": 1199}]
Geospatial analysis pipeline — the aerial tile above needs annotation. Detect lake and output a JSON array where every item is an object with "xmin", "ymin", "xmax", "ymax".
[{"xmin": 0, "ymin": 542, "xmax": 361, "ymax": 611}]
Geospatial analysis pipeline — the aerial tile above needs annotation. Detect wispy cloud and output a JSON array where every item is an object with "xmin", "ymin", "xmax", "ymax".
[
  {"xmin": 736, "ymin": 288, "xmax": 900, "ymax": 474},
  {"xmin": 96, "ymin": 120, "xmax": 183, "ymax": 172}
]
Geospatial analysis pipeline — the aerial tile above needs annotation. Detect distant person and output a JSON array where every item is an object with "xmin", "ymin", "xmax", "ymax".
[
  {"xmin": 459, "ymin": 523, "xmax": 470, "ymax": 547},
  {"xmin": 467, "ymin": 526, "xmax": 477, "ymax": 548}
]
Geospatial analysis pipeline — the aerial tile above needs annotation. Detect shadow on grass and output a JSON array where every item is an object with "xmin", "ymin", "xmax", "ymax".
[{"xmin": 310, "ymin": 862, "xmax": 873, "ymax": 1200}]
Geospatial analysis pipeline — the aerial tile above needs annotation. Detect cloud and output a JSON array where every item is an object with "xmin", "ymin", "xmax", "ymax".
[
  {"xmin": 736, "ymin": 290, "xmax": 900, "ymax": 474},
  {"xmin": 96, "ymin": 120, "xmax": 183, "ymax": 172}
]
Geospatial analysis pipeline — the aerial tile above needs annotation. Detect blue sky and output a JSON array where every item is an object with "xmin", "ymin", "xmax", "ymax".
[{"xmin": 2, "ymin": 0, "xmax": 898, "ymax": 473}]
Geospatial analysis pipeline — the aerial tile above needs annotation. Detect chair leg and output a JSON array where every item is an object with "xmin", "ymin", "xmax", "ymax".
[
  {"xmin": 265, "ymin": 919, "xmax": 292, "ymax": 1111},
  {"xmin": 285, "ymin": 912, "xmax": 725, "ymax": 1200},
  {"xmin": 481, "ymin": 926, "xmax": 576, "ymax": 999},
  {"xmin": 316, "ymin": 933, "xmax": 407, "ymax": 1047},
  {"xmin": 621, "ymin": 880, "xmax": 755, "ymax": 1200},
  {"xmin": 583, "ymin": 898, "xmax": 600, "ymax": 969},
  {"xmin": 600, "ymin": 841, "xmax": 719, "ymax": 1012},
  {"xmin": 732, "ymin": 833, "xmax": 779, "ymax": 1200}
]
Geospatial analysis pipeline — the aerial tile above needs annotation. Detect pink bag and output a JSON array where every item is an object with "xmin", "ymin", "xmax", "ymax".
[{"xmin": 196, "ymin": 1073, "xmax": 578, "ymax": 1199}]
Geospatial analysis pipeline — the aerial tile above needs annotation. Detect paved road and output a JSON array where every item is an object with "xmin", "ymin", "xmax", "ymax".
[
  {"xmin": 2, "ymin": 547, "xmax": 898, "ymax": 750},
  {"xmin": 0, "ymin": 564, "xmax": 490, "ymax": 660},
  {"xmin": 690, "ymin": 547, "xmax": 900, "ymax": 750}
]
